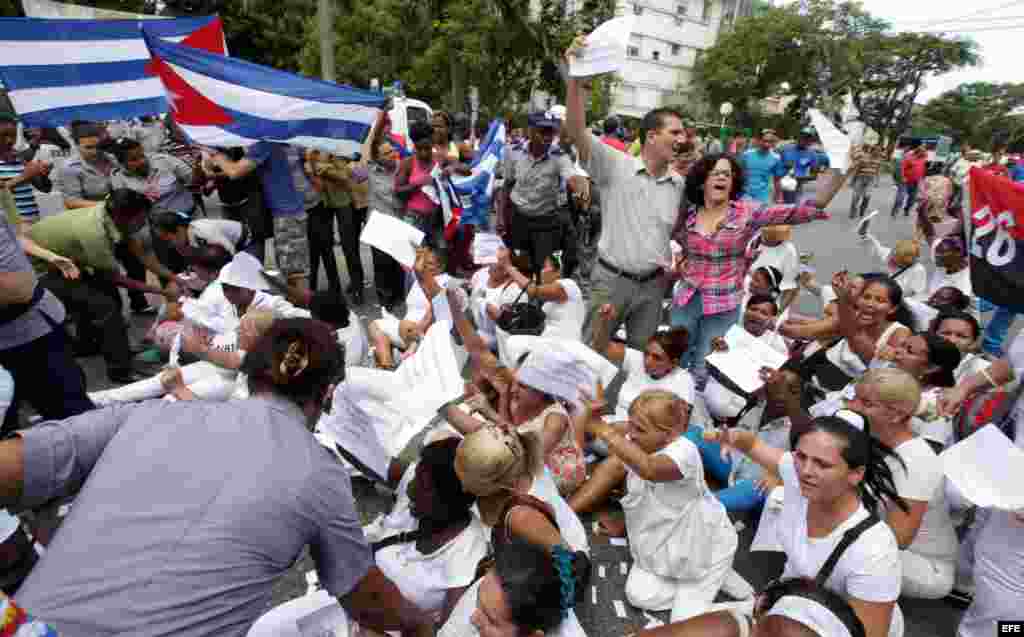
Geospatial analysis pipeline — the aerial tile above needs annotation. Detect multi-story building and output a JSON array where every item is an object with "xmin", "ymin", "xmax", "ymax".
[{"xmin": 612, "ymin": 0, "xmax": 751, "ymax": 118}]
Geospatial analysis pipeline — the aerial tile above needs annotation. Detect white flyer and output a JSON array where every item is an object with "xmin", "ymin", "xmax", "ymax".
[
  {"xmin": 705, "ymin": 325, "xmax": 789, "ymax": 394},
  {"xmin": 359, "ymin": 210, "xmax": 425, "ymax": 268},
  {"xmin": 941, "ymin": 425, "xmax": 1024, "ymax": 511},
  {"xmin": 568, "ymin": 16, "xmax": 636, "ymax": 78},
  {"xmin": 808, "ymin": 108, "xmax": 851, "ymax": 172}
]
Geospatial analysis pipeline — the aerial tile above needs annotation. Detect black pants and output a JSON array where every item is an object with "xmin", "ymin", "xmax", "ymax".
[
  {"xmin": 113, "ymin": 242, "xmax": 148, "ymax": 309},
  {"xmin": 38, "ymin": 272, "xmax": 133, "ymax": 377},
  {"xmin": 0, "ymin": 318, "xmax": 94, "ymax": 436},
  {"xmin": 307, "ymin": 203, "xmax": 342, "ymax": 292},
  {"xmin": 510, "ymin": 208, "xmax": 563, "ymax": 275},
  {"xmin": 336, "ymin": 205, "xmax": 367, "ymax": 292},
  {"xmin": 558, "ymin": 207, "xmax": 579, "ymax": 279},
  {"xmin": 372, "ymin": 246, "xmax": 404, "ymax": 308}
]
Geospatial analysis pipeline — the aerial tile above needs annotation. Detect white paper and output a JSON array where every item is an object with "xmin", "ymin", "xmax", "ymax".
[
  {"xmin": 940, "ymin": 425, "xmax": 1024, "ymax": 510},
  {"xmin": 317, "ymin": 322, "xmax": 464, "ymax": 479},
  {"xmin": 705, "ymin": 325, "xmax": 789, "ymax": 394},
  {"xmin": 168, "ymin": 333, "xmax": 182, "ymax": 368},
  {"xmin": 856, "ymin": 210, "xmax": 878, "ymax": 236},
  {"xmin": 569, "ymin": 16, "xmax": 636, "ymax": 78},
  {"xmin": 808, "ymin": 109, "xmax": 851, "ymax": 172},
  {"xmin": 472, "ymin": 233, "xmax": 505, "ymax": 265},
  {"xmin": 612, "ymin": 600, "xmax": 628, "ymax": 619},
  {"xmin": 359, "ymin": 210, "xmax": 425, "ymax": 268}
]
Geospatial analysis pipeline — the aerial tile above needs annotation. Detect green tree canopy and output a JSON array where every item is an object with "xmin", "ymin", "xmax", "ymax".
[{"xmin": 917, "ymin": 82, "xmax": 1024, "ymax": 150}]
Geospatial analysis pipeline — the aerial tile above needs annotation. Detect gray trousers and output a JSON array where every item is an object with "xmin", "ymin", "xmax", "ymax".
[
  {"xmin": 849, "ymin": 175, "xmax": 875, "ymax": 218},
  {"xmin": 582, "ymin": 259, "xmax": 668, "ymax": 351}
]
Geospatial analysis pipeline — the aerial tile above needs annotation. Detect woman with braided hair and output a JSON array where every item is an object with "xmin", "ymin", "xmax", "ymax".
[
  {"xmin": 705, "ymin": 416, "xmax": 909, "ymax": 637},
  {"xmin": 438, "ymin": 536, "xmax": 589, "ymax": 637}
]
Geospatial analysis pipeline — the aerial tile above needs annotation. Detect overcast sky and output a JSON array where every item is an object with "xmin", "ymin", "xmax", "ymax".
[{"xmin": 855, "ymin": 0, "xmax": 1022, "ymax": 103}]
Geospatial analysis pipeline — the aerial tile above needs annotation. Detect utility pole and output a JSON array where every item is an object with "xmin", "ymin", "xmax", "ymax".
[{"xmin": 318, "ymin": 0, "xmax": 336, "ymax": 82}]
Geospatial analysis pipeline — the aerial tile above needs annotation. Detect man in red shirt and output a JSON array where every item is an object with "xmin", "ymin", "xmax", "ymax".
[
  {"xmin": 895, "ymin": 146, "xmax": 927, "ymax": 216},
  {"xmin": 600, "ymin": 117, "xmax": 627, "ymax": 152}
]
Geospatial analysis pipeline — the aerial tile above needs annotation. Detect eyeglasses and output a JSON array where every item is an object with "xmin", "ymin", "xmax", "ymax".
[{"xmin": 709, "ymin": 169, "xmax": 733, "ymax": 178}]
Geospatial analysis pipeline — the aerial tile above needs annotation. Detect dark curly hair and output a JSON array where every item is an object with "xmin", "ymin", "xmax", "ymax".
[
  {"xmin": 684, "ymin": 153, "xmax": 746, "ymax": 206},
  {"xmin": 494, "ymin": 537, "xmax": 590, "ymax": 633},
  {"xmin": 241, "ymin": 318, "xmax": 345, "ymax": 409}
]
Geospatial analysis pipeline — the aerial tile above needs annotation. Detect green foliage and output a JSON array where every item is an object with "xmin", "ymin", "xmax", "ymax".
[
  {"xmin": 694, "ymin": 0, "xmax": 976, "ymax": 151},
  {"xmin": 300, "ymin": 0, "xmax": 614, "ymax": 115},
  {"xmin": 917, "ymin": 82, "xmax": 1024, "ymax": 150}
]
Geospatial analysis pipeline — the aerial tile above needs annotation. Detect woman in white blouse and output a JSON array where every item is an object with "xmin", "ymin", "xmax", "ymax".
[{"xmin": 708, "ymin": 416, "xmax": 909, "ymax": 637}]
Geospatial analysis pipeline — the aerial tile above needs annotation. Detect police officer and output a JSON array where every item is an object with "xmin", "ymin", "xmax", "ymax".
[{"xmin": 503, "ymin": 111, "xmax": 576, "ymax": 274}]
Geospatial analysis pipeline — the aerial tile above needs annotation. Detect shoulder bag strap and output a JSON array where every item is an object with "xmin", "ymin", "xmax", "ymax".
[
  {"xmin": 814, "ymin": 513, "xmax": 881, "ymax": 587},
  {"xmin": 371, "ymin": 528, "xmax": 426, "ymax": 553},
  {"xmin": 890, "ymin": 263, "xmax": 913, "ymax": 281}
]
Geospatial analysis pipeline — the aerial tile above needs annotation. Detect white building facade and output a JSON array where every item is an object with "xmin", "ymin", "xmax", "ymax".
[{"xmin": 612, "ymin": 0, "xmax": 748, "ymax": 118}]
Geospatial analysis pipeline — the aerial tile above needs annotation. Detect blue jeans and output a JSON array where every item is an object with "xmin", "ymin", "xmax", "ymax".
[
  {"xmin": 979, "ymin": 297, "xmax": 1016, "ymax": 357},
  {"xmin": 670, "ymin": 290, "xmax": 740, "ymax": 390},
  {"xmin": 685, "ymin": 426, "xmax": 766, "ymax": 513}
]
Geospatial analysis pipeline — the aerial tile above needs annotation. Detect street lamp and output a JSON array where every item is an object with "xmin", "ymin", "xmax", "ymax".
[{"xmin": 719, "ymin": 102, "xmax": 733, "ymax": 143}]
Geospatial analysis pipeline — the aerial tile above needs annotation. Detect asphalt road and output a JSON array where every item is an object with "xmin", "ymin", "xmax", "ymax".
[{"xmin": 64, "ymin": 176, "xmax": 982, "ymax": 636}]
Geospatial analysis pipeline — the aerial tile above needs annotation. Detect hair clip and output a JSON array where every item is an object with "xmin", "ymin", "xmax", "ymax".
[{"xmin": 551, "ymin": 544, "xmax": 575, "ymax": 618}]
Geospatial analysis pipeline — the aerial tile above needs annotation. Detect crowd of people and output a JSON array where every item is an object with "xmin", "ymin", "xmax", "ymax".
[{"xmin": 0, "ymin": 32, "xmax": 1021, "ymax": 637}]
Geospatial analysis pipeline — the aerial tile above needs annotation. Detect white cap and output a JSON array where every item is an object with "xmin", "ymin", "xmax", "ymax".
[{"xmin": 219, "ymin": 252, "xmax": 271, "ymax": 291}]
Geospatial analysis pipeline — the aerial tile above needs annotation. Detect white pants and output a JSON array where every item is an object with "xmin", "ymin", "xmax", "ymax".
[
  {"xmin": 89, "ymin": 362, "xmax": 237, "ymax": 405},
  {"xmin": 900, "ymin": 550, "xmax": 955, "ymax": 599},
  {"xmin": 625, "ymin": 554, "xmax": 732, "ymax": 623},
  {"xmin": 247, "ymin": 590, "xmax": 349, "ymax": 637}
]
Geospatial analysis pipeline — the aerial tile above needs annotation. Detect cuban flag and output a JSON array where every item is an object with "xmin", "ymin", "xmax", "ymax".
[
  {"xmin": 450, "ymin": 121, "xmax": 506, "ymax": 228},
  {"xmin": 142, "ymin": 28, "xmax": 386, "ymax": 157},
  {"xmin": 0, "ymin": 15, "xmax": 225, "ymax": 127}
]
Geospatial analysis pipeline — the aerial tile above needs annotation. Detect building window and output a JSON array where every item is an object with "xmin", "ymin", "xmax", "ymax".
[
  {"xmin": 671, "ymin": 44, "xmax": 681, "ymax": 55},
  {"xmin": 703, "ymin": 0, "xmax": 713, "ymax": 21},
  {"xmin": 652, "ymin": 51, "xmax": 660, "ymax": 61},
  {"xmin": 627, "ymin": 45, "xmax": 640, "ymax": 57},
  {"xmin": 633, "ymin": 3, "xmax": 643, "ymax": 14}
]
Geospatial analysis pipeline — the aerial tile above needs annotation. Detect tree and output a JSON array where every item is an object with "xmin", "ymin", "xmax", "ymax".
[
  {"xmin": 917, "ymin": 82, "xmax": 1024, "ymax": 149},
  {"xmin": 694, "ymin": 0, "xmax": 888, "ymax": 119},
  {"xmin": 850, "ymin": 32, "xmax": 978, "ymax": 154}
]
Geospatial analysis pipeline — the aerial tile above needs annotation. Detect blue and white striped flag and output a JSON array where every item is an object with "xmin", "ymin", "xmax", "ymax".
[
  {"xmin": 142, "ymin": 28, "xmax": 386, "ymax": 157},
  {"xmin": 0, "ymin": 15, "xmax": 225, "ymax": 127},
  {"xmin": 451, "ymin": 120, "xmax": 506, "ymax": 227}
]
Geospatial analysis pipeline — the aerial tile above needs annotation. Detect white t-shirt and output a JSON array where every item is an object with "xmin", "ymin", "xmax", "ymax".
[
  {"xmin": 863, "ymin": 235, "xmax": 928, "ymax": 301},
  {"xmin": 541, "ymin": 279, "xmax": 585, "ymax": 342},
  {"xmin": 188, "ymin": 219, "xmax": 245, "ymax": 255},
  {"xmin": 954, "ymin": 353, "xmax": 990, "ymax": 383},
  {"xmin": 376, "ymin": 519, "xmax": 489, "ymax": 618},
  {"xmin": 884, "ymin": 438, "xmax": 957, "ymax": 562},
  {"xmin": 615, "ymin": 348, "xmax": 695, "ymax": 420},
  {"xmin": 469, "ymin": 269, "xmax": 521, "ymax": 348},
  {"xmin": 405, "ymin": 274, "xmax": 452, "ymax": 324},
  {"xmin": 776, "ymin": 454, "xmax": 903, "ymax": 621},
  {"xmin": 336, "ymin": 312, "xmax": 368, "ymax": 368}
]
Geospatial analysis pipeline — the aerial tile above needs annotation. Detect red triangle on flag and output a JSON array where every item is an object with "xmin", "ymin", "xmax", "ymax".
[
  {"xmin": 147, "ymin": 55, "xmax": 233, "ymax": 126},
  {"xmin": 180, "ymin": 16, "xmax": 226, "ymax": 55}
]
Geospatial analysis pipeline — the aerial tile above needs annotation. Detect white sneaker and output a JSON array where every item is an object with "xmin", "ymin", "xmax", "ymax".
[{"xmin": 721, "ymin": 567, "xmax": 756, "ymax": 600}]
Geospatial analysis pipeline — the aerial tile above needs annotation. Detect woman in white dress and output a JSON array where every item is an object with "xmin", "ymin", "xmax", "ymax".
[
  {"xmin": 580, "ymin": 388, "xmax": 739, "ymax": 623},
  {"xmin": 707, "ymin": 416, "xmax": 909, "ymax": 637}
]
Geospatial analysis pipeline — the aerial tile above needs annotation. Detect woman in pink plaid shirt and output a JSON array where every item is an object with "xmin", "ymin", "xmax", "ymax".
[{"xmin": 669, "ymin": 153, "xmax": 858, "ymax": 388}]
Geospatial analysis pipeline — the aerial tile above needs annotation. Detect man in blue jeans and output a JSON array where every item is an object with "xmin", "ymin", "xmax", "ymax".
[{"xmin": 978, "ymin": 297, "xmax": 1017, "ymax": 357}]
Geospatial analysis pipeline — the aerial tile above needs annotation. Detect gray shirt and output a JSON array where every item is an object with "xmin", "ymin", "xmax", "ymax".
[
  {"xmin": 585, "ymin": 134, "xmax": 685, "ymax": 274},
  {"xmin": 16, "ymin": 396, "xmax": 372, "ymax": 636},
  {"xmin": 56, "ymin": 153, "xmax": 116, "ymax": 203},
  {"xmin": 367, "ymin": 160, "xmax": 398, "ymax": 217},
  {"xmin": 0, "ymin": 216, "xmax": 65, "ymax": 350},
  {"xmin": 504, "ymin": 147, "xmax": 574, "ymax": 217},
  {"xmin": 110, "ymin": 152, "xmax": 195, "ymax": 214}
]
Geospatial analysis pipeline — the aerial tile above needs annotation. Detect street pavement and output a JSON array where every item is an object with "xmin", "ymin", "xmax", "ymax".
[{"xmin": 64, "ymin": 176, "xmax": 980, "ymax": 636}]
